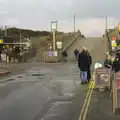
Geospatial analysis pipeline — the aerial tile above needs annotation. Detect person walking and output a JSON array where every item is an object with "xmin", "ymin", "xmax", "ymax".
[
  {"xmin": 78, "ymin": 47, "xmax": 91, "ymax": 84},
  {"xmin": 74, "ymin": 48, "xmax": 79, "ymax": 60},
  {"xmin": 62, "ymin": 50, "xmax": 68, "ymax": 62}
]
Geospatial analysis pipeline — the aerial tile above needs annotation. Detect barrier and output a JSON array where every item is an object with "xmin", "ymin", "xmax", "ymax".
[
  {"xmin": 5, "ymin": 56, "xmax": 10, "ymax": 67},
  {"xmin": 94, "ymin": 67, "xmax": 110, "ymax": 91},
  {"xmin": 112, "ymin": 71, "xmax": 120, "ymax": 114},
  {"xmin": 44, "ymin": 50, "xmax": 62, "ymax": 62}
]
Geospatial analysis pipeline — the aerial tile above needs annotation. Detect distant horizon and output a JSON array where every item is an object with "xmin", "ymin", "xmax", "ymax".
[{"xmin": 0, "ymin": 16, "xmax": 118, "ymax": 37}]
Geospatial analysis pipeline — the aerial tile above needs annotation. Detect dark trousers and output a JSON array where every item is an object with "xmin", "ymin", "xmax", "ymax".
[{"xmin": 87, "ymin": 69, "xmax": 91, "ymax": 81}]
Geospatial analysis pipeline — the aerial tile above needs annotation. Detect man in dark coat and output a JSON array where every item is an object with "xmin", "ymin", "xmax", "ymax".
[
  {"xmin": 78, "ymin": 47, "xmax": 91, "ymax": 84},
  {"xmin": 86, "ymin": 50, "xmax": 92, "ymax": 82},
  {"xmin": 62, "ymin": 50, "xmax": 68, "ymax": 62}
]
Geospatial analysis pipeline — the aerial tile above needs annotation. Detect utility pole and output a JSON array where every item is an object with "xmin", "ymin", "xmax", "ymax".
[
  {"xmin": 5, "ymin": 25, "xmax": 7, "ymax": 36},
  {"xmin": 20, "ymin": 29, "xmax": 22, "ymax": 53},
  {"xmin": 105, "ymin": 16, "xmax": 107, "ymax": 32},
  {"xmin": 105, "ymin": 16, "xmax": 108, "ymax": 54},
  {"xmin": 74, "ymin": 14, "xmax": 75, "ymax": 33}
]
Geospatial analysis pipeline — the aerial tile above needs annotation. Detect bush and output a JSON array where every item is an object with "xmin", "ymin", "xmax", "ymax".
[{"xmin": 0, "ymin": 27, "xmax": 64, "ymax": 42}]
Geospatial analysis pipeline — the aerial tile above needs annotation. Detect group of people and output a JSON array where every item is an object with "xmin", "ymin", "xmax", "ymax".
[
  {"xmin": 74, "ymin": 47, "xmax": 92, "ymax": 85},
  {"xmin": 62, "ymin": 47, "xmax": 120, "ymax": 85},
  {"xmin": 104, "ymin": 52, "xmax": 120, "ymax": 73}
]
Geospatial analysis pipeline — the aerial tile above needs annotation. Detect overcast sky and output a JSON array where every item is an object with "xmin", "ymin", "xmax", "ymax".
[{"xmin": 0, "ymin": 0, "xmax": 120, "ymax": 36}]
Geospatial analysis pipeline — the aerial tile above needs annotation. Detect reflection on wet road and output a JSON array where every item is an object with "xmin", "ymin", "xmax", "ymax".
[
  {"xmin": 0, "ymin": 63, "xmax": 88, "ymax": 120},
  {"xmin": 0, "ymin": 37, "xmax": 106, "ymax": 120}
]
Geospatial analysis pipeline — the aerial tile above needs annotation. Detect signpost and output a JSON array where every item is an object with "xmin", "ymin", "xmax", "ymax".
[
  {"xmin": 118, "ymin": 25, "xmax": 120, "ymax": 35},
  {"xmin": 112, "ymin": 37, "xmax": 116, "ymax": 41},
  {"xmin": 56, "ymin": 41, "xmax": 62, "ymax": 49},
  {"xmin": 111, "ymin": 40, "xmax": 117, "ymax": 47},
  {"xmin": 94, "ymin": 67, "xmax": 110, "ymax": 90},
  {"xmin": 112, "ymin": 72, "xmax": 120, "ymax": 114},
  {"xmin": 51, "ymin": 21, "xmax": 57, "ymax": 50},
  {"xmin": 111, "ymin": 37, "xmax": 117, "ymax": 50},
  {"xmin": 43, "ymin": 21, "xmax": 62, "ymax": 62}
]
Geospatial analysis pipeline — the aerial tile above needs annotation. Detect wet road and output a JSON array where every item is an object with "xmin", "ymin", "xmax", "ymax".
[{"xmin": 0, "ymin": 37, "xmax": 106, "ymax": 120}]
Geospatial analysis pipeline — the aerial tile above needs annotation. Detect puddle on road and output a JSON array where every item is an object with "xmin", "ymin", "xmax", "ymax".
[
  {"xmin": 0, "ymin": 71, "xmax": 46, "ymax": 84},
  {"xmin": 50, "ymin": 78, "xmax": 79, "ymax": 97}
]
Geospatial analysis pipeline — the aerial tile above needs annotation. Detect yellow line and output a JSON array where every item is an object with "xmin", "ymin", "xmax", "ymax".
[
  {"xmin": 78, "ymin": 81, "xmax": 93, "ymax": 120},
  {"xmin": 83, "ymin": 82, "xmax": 94, "ymax": 120}
]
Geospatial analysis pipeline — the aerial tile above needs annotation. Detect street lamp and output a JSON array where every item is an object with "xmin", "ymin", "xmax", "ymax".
[{"xmin": 51, "ymin": 21, "xmax": 57, "ymax": 50}]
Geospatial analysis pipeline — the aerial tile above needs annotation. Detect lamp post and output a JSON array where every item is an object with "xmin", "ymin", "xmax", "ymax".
[{"xmin": 51, "ymin": 21, "xmax": 57, "ymax": 50}]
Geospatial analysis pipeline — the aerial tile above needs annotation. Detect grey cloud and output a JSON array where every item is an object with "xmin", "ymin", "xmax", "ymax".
[
  {"xmin": 72, "ymin": 0, "xmax": 120, "ymax": 18},
  {"xmin": 2, "ymin": 0, "xmax": 120, "ymax": 20},
  {"xmin": 0, "ymin": 0, "xmax": 120, "ymax": 30}
]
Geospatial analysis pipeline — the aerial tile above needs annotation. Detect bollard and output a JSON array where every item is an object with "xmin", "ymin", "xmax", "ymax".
[
  {"xmin": 94, "ymin": 67, "xmax": 110, "ymax": 91},
  {"xmin": 112, "ymin": 71, "xmax": 120, "ymax": 114},
  {"xmin": 6, "ymin": 56, "xmax": 11, "ymax": 67}
]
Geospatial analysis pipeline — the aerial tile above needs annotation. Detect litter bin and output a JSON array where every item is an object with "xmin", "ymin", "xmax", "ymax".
[{"xmin": 94, "ymin": 67, "xmax": 110, "ymax": 91}]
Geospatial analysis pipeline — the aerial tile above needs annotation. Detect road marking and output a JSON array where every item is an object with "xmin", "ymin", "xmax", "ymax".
[
  {"xmin": 83, "ymin": 82, "xmax": 94, "ymax": 120},
  {"xmin": 79, "ymin": 81, "xmax": 93, "ymax": 120}
]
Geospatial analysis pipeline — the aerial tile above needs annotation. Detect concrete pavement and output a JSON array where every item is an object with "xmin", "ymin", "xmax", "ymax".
[
  {"xmin": 87, "ymin": 91, "xmax": 120, "ymax": 120},
  {"xmin": 0, "ymin": 37, "xmax": 108, "ymax": 120}
]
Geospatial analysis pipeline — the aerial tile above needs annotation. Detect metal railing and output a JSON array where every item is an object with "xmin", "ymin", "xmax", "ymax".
[{"xmin": 63, "ymin": 33, "xmax": 81, "ymax": 51}]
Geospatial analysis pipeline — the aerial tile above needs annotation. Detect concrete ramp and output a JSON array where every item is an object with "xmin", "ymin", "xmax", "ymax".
[{"xmin": 67, "ymin": 37, "xmax": 106, "ymax": 62}]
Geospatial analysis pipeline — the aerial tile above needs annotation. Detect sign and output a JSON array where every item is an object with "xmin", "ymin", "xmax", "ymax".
[
  {"xmin": 115, "ymin": 72, "xmax": 120, "ymax": 106},
  {"xmin": 112, "ymin": 40, "xmax": 116, "ymax": 44},
  {"xmin": 0, "ymin": 39, "xmax": 3, "ymax": 43},
  {"xmin": 95, "ymin": 67, "xmax": 110, "ymax": 86},
  {"xmin": 111, "ymin": 40, "xmax": 117, "ymax": 47},
  {"xmin": 53, "ymin": 51, "xmax": 58, "ymax": 56},
  {"xmin": 118, "ymin": 25, "xmax": 120, "ymax": 32},
  {"xmin": 56, "ymin": 41, "xmax": 62, "ymax": 49},
  {"xmin": 49, "ymin": 51, "xmax": 52, "ymax": 57},
  {"xmin": 112, "ymin": 37, "xmax": 116, "ymax": 41},
  {"xmin": 111, "ymin": 41, "xmax": 116, "ymax": 47},
  {"xmin": 112, "ymin": 47, "xmax": 115, "ymax": 50},
  {"xmin": 1, "ymin": 53, "xmax": 6, "ymax": 62},
  {"xmin": 51, "ymin": 21, "xmax": 57, "ymax": 30},
  {"xmin": 116, "ymin": 80, "xmax": 120, "ymax": 89},
  {"xmin": 117, "ymin": 89, "xmax": 120, "ymax": 105}
]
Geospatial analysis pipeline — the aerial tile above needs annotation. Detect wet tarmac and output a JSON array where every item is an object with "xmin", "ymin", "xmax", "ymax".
[
  {"xmin": 0, "ymin": 37, "xmax": 107, "ymax": 120},
  {"xmin": 0, "ymin": 63, "xmax": 89, "ymax": 120}
]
